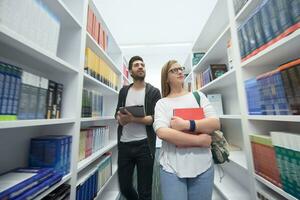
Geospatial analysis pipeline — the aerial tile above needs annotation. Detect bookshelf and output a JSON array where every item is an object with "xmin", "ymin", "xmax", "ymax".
[
  {"xmin": 185, "ymin": 0, "xmax": 300, "ymax": 199},
  {"xmin": 0, "ymin": 0, "xmax": 127, "ymax": 199}
]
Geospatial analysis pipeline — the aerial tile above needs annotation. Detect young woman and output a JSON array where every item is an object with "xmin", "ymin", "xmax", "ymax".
[{"xmin": 153, "ymin": 60, "xmax": 220, "ymax": 200}]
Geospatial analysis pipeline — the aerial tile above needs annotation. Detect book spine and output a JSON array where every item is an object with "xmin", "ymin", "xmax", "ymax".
[
  {"xmin": 46, "ymin": 80, "xmax": 56, "ymax": 119},
  {"xmin": 55, "ymin": 83, "xmax": 63, "ymax": 119}
]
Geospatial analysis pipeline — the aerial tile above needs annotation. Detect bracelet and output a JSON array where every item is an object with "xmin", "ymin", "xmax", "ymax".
[{"xmin": 189, "ymin": 120, "xmax": 196, "ymax": 132}]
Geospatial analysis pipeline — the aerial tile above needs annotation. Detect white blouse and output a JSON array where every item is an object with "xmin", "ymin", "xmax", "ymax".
[{"xmin": 153, "ymin": 91, "xmax": 218, "ymax": 178}]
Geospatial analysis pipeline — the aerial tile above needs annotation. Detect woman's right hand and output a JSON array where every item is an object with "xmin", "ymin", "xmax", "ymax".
[{"xmin": 197, "ymin": 134, "xmax": 212, "ymax": 148}]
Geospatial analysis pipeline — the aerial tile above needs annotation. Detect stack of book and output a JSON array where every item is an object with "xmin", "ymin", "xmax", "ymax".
[
  {"xmin": 244, "ymin": 58, "xmax": 300, "ymax": 115},
  {"xmin": 79, "ymin": 126, "xmax": 110, "ymax": 162},
  {"xmin": 271, "ymin": 131, "xmax": 300, "ymax": 199},
  {"xmin": 0, "ymin": 168, "xmax": 63, "ymax": 200},
  {"xmin": 85, "ymin": 48, "xmax": 119, "ymax": 91},
  {"xmin": 0, "ymin": 61, "xmax": 64, "ymax": 121},
  {"xmin": 250, "ymin": 134, "xmax": 282, "ymax": 188},
  {"xmin": 29, "ymin": 135, "xmax": 72, "ymax": 175},
  {"xmin": 0, "ymin": 0, "xmax": 60, "ymax": 54},
  {"xmin": 238, "ymin": 0, "xmax": 300, "ymax": 61},
  {"xmin": 76, "ymin": 153, "xmax": 112, "ymax": 200},
  {"xmin": 87, "ymin": 6, "xmax": 109, "ymax": 51},
  {"xmin": 81, "ymin": 88, "xmax": 103, "ymax": 118}
]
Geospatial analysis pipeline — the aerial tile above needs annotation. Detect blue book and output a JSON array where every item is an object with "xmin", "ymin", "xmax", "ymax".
[
  {"xmin": 289, "ymin": 0, "xmax": 300, "ymax": 25},
  {"xmin": 0, "ymin": 63, "xmax": 5, "ymax": 116},
  {"xmin": 260, "ymin": 0, "xmax": 275, "ymax": 43},
  {"xmin": 252, "ymin": 8, "xmax": 266, "ymax": 49},
  {"xmin": 266, "ymin": 0, "xmax": 282, "ymax": 39},
  {"xmin": 0, "ymin": 168, "xmax": 53, "ymax": 199},
  {"xmin": 29, "ymin": 136, "xmax": 67, "ymax": 174},
  {"xmin": 245, "ymin": 78, "xmax": 262, "ymax": 115},
  {"xmin": 13, "ymin": 173, "xmax": 63, "ymax": 200},
  {"xmin": 274, "ymin": 0, "xmax": 293, "ymax": 32},
  {"xmin": 0, "ymin": 63, "xmax": 12, "ymax": 118}
]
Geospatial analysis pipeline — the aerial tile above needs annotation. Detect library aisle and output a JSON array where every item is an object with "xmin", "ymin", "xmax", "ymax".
[{"xmin": 0, "ymin": 0, "xmax": 299, "ymax": 200}]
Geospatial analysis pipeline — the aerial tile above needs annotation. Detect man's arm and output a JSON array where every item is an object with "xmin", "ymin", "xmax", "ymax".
[{"xmin": 115, "ymin": 87, "xmax": 123, "ymax": 120}]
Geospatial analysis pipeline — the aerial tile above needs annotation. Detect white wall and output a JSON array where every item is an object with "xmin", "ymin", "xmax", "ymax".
[{"xmin": 122, "ymin": 44, "xmax": 191, "ymax": 90}]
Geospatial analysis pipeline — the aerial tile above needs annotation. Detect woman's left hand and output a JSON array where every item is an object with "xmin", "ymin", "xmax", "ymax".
[{"xmin": 170, "ymin": 116, "xmax": 189, "ymax": 131}]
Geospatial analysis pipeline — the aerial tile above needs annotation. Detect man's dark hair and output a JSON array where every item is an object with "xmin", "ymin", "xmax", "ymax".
[{"xmin": 128, "ymin": 56, "xmax": 143, "ymax": 70}]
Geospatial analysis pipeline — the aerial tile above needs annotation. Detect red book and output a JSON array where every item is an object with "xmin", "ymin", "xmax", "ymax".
[
  {"xmin": 173, "ymin": 108, "xmax": 204, "ymax": 120},
  {"xmin": 87, "ymin": 6, "xmax": 93, "ymax": 34}
]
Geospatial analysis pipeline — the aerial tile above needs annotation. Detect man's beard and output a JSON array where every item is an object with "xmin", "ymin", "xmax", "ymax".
[{"xmin": 131, "ymin": 72, "xmax": 145, "ymax": 81}]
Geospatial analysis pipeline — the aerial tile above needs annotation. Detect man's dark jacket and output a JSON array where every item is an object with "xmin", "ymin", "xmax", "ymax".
[{"xmin": 115, "ymin": 83, "xmax": 161, "ymax": 157}]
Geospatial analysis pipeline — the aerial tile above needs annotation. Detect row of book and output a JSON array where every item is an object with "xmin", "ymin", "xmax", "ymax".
[
  {"xmin": 76, "ymin": 153, "xmax": 112, "ymax": 200},
  {"xmin": 85, "ymin": 48, "xmax": 119, "ymax": 91},
  {"xmin": 250, "ymin": 131, "xmax": 300, "ymax": 199},
  {"xmin": 244, "ymin": 58, "xmax": 300, "ymax": 115},
  {"xmin": 194, "ymin": 64, "xmax": 228, "ymax": 90},
  {"xmin": 0, "ymin": 0, "xmax": 60, "ymax": 54},
  {"xmin": 29, "ymin": 135, "xmax": 72, "ymax": 175},
  {"xmin": 0, "ymin": 61, "xmax": 63, "ymax": 121},
  {"xmin": 0, "ymin": 168, "xmax": 63, "ymax": 200},
  {"xmin": 87, "ymin": 6, "xmax": 109, "ymax": 51},
  {"xmin": 238, "ymin": 0, "xmax": 300, "ymax": 61},
  {"xmin": 82, "ymin": 89, "xmax": 103, "ymax": 118},
  {"xmin": 42, "ymin": 184, "xmax": 70, "ymax": 200},
  {"xmin": 79, "ymin": 126, "xmax": 110, "ymax": 162}
]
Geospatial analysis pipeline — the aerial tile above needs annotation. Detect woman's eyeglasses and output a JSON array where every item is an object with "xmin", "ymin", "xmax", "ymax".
[{"xmin": 168, "ymin": 67, "xmax": 185, "ymax": 74}]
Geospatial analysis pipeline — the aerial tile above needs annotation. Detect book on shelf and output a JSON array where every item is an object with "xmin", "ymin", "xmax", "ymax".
[
  {"xmin": 270, "ymin": 131, "xmax": 300, "ymax": 199},
  {"xmin": 244, "ymin": 78, "xmax": 262, "ymax": 115},
  {"xmin": 29, "ymin": 135, "xmax": 72, "ymax": 175},
  {"xmin": 209, "ymin": 64, "xmax": 227, "ymax": 80},
  {"xmin": 192, "ymin": 52, "xmax": 205, "ymax": 66},
  {"xmin": 207, "ymin": 94, "xmax": 223, "ymax": 115},
  {"xmin": 87, "ymin": 6, "xmax": 93, "ymax": 35},
  {"xmin": 14, "ymin": 173, "xmax": 63, "ymax": 200},
  {"xmin": 42, "ymin": 183, "xmax": 70, "ymax": 200},
  {"xmin": 0, "ymin": 167, "xmax": 54, "ymax": 199},
  {"xmin": 290, "ymin": 0, "xmax": 300, "ymax": 26},
  {"xmin": 36, "ymin": 77, "xmax": 48, "ymax": 119},
  {"xmin": 250, "ymin": 134, "xmax": 282, "ymax": 188},
  {"xmin": 227, "ymin": 38, "xmax": 234, "ymax": 70}
]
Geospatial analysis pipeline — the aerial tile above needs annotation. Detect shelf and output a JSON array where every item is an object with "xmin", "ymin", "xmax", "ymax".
[
  {"xmin": 247, "ymin": 115, "xmax": 300, "ymax": 122},
  {"xmin": 229, "ymin": 151, "xmax": 247, "ymax": 170},
  {"xmin": 241, "ymin": 29, "xmax": 300, "ymax": 70},
  {"xmin": 94, "ymin": 167, "xmax": 118, "ymax": 200},
  {"xmin": 0, "ymin": 25, "xmax": 79, "ymax": 74},
  {"xmin": 99, "ymin": 191, "xmax": 120, "ymax": 200},
  {"xmin": 193, "ymin": 26, "xmax": 230, "ymax": 73},
  {"xmin": 83, "ymin": 74, "xmax": 118, "ymax": 95},
  {"xmin": 86, "ymin": 33, "xmax": 122, "ymax": 75},
  {"xmin": 34, "ymin": 173, "xmax": 71, "ymax": 200},
  {"xmin": 193, "ymin": 0, "xmax": 229, "ymax": 52},
  {"xmin": 199, "ymin": 69, "xmax": 236, "ymax": 93},
  {"xmin": 214, "ymin": 166, "xmax": 251, "ymax": 200},
  {"xmin": 220, "ymin": 114, "xmax": 241, "ymax": 120},
  {"xmin": 235, "ymin": 0, "xmax": 263, "ymax": 23},
  {"xmin": 0, "ymin": 118, "xmax": 76, "ymax": 130},
  {"xmin": 81, "ymin": 116, "xmax": 116, "ymax": 122},
  {"xmin": 77, "ymin": 141, "xmax": 117, "ymax": 172},
  {"xmin": 254, "ymin": 174, "xmax": 298, "ymax": 200},
  {"xmin": 43, "ymin": 0, "xmax": 82, "ymax": 28},
  {"xmin": 184, "ymin": 72, "xmax": 193, "ymax": 82}
]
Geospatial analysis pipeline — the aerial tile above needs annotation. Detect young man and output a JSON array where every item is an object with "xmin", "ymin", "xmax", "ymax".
[{"xmin": 115, "ymin": 56, "xmax": 161, "ymax": 200}]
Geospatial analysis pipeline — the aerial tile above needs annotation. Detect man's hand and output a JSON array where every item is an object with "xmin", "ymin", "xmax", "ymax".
[
  {"xmin": 170, "ymin": 116, "xmax": 189, "ymax": 131},
  {"xmin": 117, "ymin": 110, "xmax": 135, "ymax": 126}
]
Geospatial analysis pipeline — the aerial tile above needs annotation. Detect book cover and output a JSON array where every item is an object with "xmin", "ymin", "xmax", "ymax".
[
  {"xmin": 207, "ymin": 94, "xmax": 223, "ymax": 115},
  {"xmin": 192, "ymin": 52, "xmax": 205, "ymax": 66},
  {"xmin": 14, "ymin": 173, "xmax": 63, "ymax": 200},
  {"xmin": 54, "ymin": 83, "xmax": 63, "ymax": 119},
  {"xmin": 0, "ymin": 168, "xmax": 54, "ymax": 199},
  {"xmin": 46, "ymin": 80, "xmax": 56, "ymax": 119},
  {"xmin": 260, "ymin": 1, "xmax": 275, "ymax": 43},
  {"xmin": 209, "ymin": 64, "xmax": 227, "ymax": 80},
  {"xmin": 87, "ymin": 6, "xmax": 93, "ymax": 35},
  {"xmin": 173, "ymin": 107, "xmax": 204, "ymax": 120}
]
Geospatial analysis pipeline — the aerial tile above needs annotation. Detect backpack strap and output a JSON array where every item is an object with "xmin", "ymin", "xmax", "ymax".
[{"xmin": 192, "ymin": 91, "xmax": 201, "ymax": 107}]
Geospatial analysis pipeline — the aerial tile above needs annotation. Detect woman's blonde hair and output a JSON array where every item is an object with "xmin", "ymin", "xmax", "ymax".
[{"xmin": 161, "ymin": 60, "xmax": 179, "ymax": 97}]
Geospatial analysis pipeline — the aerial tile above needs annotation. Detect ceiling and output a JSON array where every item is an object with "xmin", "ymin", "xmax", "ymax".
[{"xmin": 94, "ymin": 0, "xmax": 217, "ymax": 47}]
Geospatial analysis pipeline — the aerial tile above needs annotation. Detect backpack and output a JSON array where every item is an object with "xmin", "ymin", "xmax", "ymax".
[{"xmin": 192, "ymin": 91, "xmax": 230, "ymax": 164}]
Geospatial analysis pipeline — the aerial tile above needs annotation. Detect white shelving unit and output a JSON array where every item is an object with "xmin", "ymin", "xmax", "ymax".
[
  {"xmin": 184, "ymin": 0, "xmax": 300, "ymax": 199},
  {"xmin": 0, "ymin": 0, "xmax": 125, "ymax": 199}
]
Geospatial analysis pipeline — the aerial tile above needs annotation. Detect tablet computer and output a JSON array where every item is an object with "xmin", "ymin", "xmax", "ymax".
[{"xmin": 119, "ymin": 105, "xmax": 145, "ymax": 117}]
